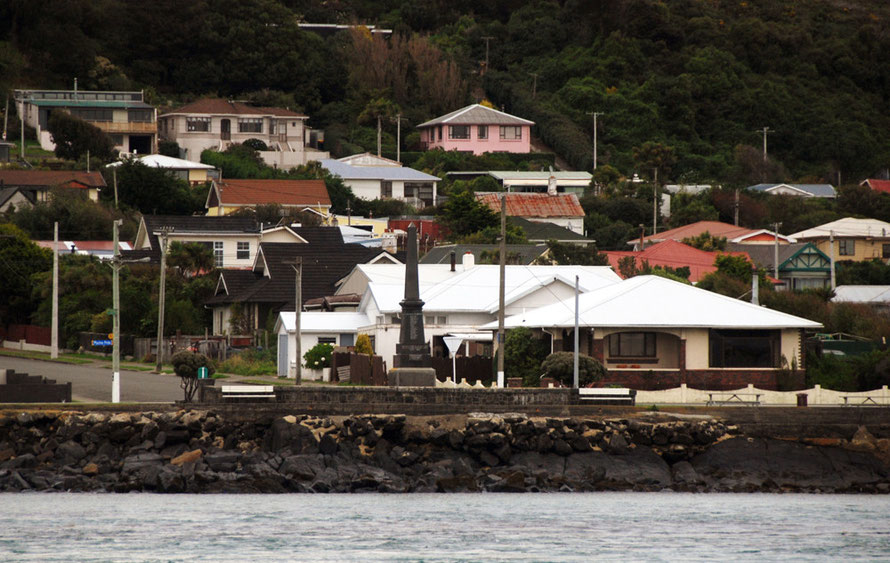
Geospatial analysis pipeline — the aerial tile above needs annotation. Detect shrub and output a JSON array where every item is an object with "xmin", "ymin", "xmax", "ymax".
[
  {"xmin": 171, "ymin": 351, "xmax": 215, "ymax": 402},
  {"xmin": 304, "ymin": 342, "xmax": 334, "ymax": 369},
  {"xmin": 504, "ymin": 327, "xmax": 550, "ymax": 387},
  {"xmin": 217, "ymin": 348, "xmax": 276, "ymax": 376},
  {"xmin": 355, "ymin": 334, "xmax": 374, "ymax": 355},
  {"xmin": 541, "ymin": 351, "xmax": 606, "ymax": 387}
]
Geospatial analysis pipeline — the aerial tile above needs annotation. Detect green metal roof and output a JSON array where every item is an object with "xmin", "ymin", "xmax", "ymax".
[{"xmin": 27, "ymin": 100, "xmax": 153, "ymax": 109}]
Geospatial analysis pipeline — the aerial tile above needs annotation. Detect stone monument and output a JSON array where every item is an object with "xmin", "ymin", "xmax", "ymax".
[{"xmin": 389, "ymin": 223, "xmax": 437, "ymax": 386}]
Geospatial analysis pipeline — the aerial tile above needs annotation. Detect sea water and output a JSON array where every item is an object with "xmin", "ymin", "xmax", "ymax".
[{"xmin": 1, "ymin": 493, "xmax": 888, "ymax": 561}]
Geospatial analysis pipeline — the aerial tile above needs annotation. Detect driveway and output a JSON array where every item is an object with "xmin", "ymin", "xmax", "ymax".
[{"xmin": 0, "ymin": 356, "xmax": 184, "ymax": 403}]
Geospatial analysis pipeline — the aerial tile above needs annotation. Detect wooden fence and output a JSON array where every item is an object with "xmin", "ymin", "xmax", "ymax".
[
  {"xmin": 2, "ymin": 325, "xmax": 51, "ymax": 346},
  {"xmin": 331, "ymin": 352, "xmax": 387, "ymax": 386},
  {"xmin": 133, "ymin": 335, "xmax": 245, "ymax": 363},
  {"xmin": 431, "ymin": 356, "xmax": 493, "ymax": 386}
]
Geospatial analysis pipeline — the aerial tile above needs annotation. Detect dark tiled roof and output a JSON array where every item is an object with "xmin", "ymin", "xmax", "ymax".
[
  {"xmin": 140, "ymin": 215, "xmax": 258, "ymax": 251},
  {"xmin": 509, "ymin": 217, "xmax": 592, "ymax": 242},
  {"xmin": 727, "ymin": 242, "xmax": 818, "ymax": 269},
  {"xmin": 420, "ymin": 244, "xmax": 548, "ymax": 265},
  {"xmin": 164, "ymin": 98, "xmax": 307, "ymax": 118},
  {"xmin": 207, "ymin": 232, "xmax": 384, "ymax": 310}
]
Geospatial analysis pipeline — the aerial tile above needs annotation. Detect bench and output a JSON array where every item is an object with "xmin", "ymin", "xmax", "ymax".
[
  {"xmin": 220, "ymin": 385, "xmax": 275, "ymax": 400},
  {"xmin": 706, "ymin": 392, "xmax": 762, "ymax": 406},
  {"xmin": 578, "ymin": 388, "xmax": 636, "ymax": 405},
  {"xmin": 841, "ymin": 395, "xmax": 888, "ymax": 407}
]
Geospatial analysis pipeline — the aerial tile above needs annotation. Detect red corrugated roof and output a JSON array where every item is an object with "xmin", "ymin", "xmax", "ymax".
[
  {"xmin": 865, "ymin": 179, "xmax": 890, "ymax": 194},
  {"xmin": 475, "ymin": 193, "xmax": 584, "ymax": 218},
  {"xmin": 630, "ymin": 220, "xmax": 758, "ymax": 246},
  {"xmin": 0, "ymin": 170, "xmax": 106, "ymax": 188},
  {"xmin": 165, "ymin": 98, "xmax": 307, "ymax": 118},
  {"xmin": 215, "ymin": 179, "xmax": 330, "ymax": 207},
  {"xmin": 604, "ymin": 240, "xmax": 750, "ymax": 283}
]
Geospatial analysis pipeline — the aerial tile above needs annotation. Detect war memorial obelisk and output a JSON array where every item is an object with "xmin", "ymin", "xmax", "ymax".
[{"xmin": 389, "ymin": 223, "xmax": 437, "ymax": 386}]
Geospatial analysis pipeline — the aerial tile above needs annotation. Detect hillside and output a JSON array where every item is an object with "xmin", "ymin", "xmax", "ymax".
[{"xmin": 2, "ymin": 0, "xmax": 889, "ymax": 183}]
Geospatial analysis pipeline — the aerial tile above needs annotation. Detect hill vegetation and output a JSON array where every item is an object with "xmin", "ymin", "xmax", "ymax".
[{"xmin": 2, "ymin": 0, "xmax": 889, "ymax": 184}]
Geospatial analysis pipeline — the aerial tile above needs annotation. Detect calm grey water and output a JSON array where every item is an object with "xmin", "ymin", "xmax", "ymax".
[{"xmin": 1, "ymin": 493, "xmax": 888, "ymax": 561}]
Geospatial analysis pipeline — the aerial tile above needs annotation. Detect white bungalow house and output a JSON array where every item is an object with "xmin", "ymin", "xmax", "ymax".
[
  {"xmin": 320, "ymin": 154, "xmax": 440, "ymax": 208},
  {"xmin": 274, "ymin": 312, "xmax": 370, "ymax": 378},
  {"xmin": 482, "ymin": 275, "xmax": 821, "ymax": 391}
]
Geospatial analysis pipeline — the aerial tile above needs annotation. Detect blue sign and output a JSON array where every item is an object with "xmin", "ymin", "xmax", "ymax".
[{"xmin": 92, "ymin": 339, "xmax": 113, "ymax": 347}]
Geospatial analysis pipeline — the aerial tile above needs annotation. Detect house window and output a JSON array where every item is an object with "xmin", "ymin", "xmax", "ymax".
[
  {"xmin": 238, "ymin": 118, "xmax": 263, "ymax": 133},
  {"xmin": 270, "ymin": 120, "xmax": 277, "ymax": 135},
  {"xmin": 883, "ymin": 244, "xmax": 890, "ymax": 259},
  {"xmin": 437, "ymin": 316, "xmax": 447, "ymax": 324},
  {"xmin": 425, "ymin": 316, "xmax": 435, "ymax": 325},
  {"xmin": 839, "ymin": 239, "xmax": 855, "ymax": 256},
  {"xmin": 500, "ymin": 126, "xmax": 522, "ymax": 140},
  {"xmin": 236, "ymin": 241, "xmax": 249, "ymax": 260},
  {"xmin": 71, "ymin": 108, "xmax": 112, "ymax": 122},
  {"xmin": 187, "ymin": 117, "xmax": 211, "ymax": 132},
  {"xmin": 449, "ymin": 125, "xmax": 470, "ymax": 140},
  {"xmin": 478, "ymin": 125, "xmax": 488, "ymax": 139},
  {"xmin": 128, "ymin": 109, "xmax": 153, "ymax": 122},
  {"xmin": 381, "ymin": 181, "xmax": 392, "ymax": 198},
  {"xmin": 110, "ymin": 134, "xmax": 124, "ymax": 146},
  {"xmin": 709, "ymin": 329, "xmax": 779, "ymax": 368},
  {"xmin": 317, "ymin": 337, "xmax": 336, "ymax": 345},
  {"xmin": 405, "ymin": 182, "xmax": 434, "ymax": 206},
  {"xmin": 437, "ymin": 126, "xmax": 442, "ymax": 141},
  {"xmin": 609, "ymin": 332, "xmax": 656, "ymax": 358},
  {"xmin": 213, "ymin": 241, "xmax": 224, "ymax": 267}
]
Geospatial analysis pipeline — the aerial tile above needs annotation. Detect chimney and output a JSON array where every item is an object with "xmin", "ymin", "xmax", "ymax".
[
  {"xmin": 462, "ymin": 251, "xmax": 475, "ymax": 270},
  {"xmin": 751, "ymin": 267, "xmax": 759, "ymax": 305},
  {"xmin": 547, "ymin": 165, "xmax": 557, "ymax": 195},
  {"xmin": 450, "ymin": 251, "xmax": 456, "ymax": 272}
]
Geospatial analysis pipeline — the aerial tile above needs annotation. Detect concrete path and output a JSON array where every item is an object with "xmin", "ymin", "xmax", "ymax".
[{"xmin": 0, "ymin": 356, "xmax": 184, "ymax": 403}]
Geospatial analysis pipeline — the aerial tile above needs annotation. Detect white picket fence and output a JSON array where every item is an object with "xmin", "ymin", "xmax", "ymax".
[{"xmin": 635, "ymin": 383, "xmax": 890, "ymax": 406}]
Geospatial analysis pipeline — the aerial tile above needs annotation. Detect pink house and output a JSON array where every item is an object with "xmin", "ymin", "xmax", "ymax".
[{"xmin": 416, "ymin": 104, "xmax": 534, "ymax": 155}]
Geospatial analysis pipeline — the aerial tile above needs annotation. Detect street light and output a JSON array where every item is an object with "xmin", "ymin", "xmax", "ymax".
[{"xmin": 108, "ymin": 219, "xmax": 150, "ymax": 403}]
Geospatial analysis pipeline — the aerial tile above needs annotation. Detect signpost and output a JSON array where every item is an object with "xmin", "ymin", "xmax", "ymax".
[
  {"xmin": 443, "ymin": 336, "xmax": 464, "ymax": 385},
  {"xmin": 91, "ymin": 339, "xmax": 113, "ymax": 347}
]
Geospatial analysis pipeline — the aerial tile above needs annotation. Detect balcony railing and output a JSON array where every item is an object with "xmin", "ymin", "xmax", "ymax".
[{"xmin": 94, "ymin": 121, "xmax": 157, "ymax": 134}]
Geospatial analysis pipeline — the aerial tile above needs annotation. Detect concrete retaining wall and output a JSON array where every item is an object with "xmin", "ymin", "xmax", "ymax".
[{"xmin": 636, "ymin": 384, "xmax": 890, "ymax": 406}]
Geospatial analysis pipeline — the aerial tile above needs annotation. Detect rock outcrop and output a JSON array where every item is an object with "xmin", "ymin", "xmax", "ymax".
[{"xmin": 0, "ymin": 410, "xmax": 887, "ymax": 493}]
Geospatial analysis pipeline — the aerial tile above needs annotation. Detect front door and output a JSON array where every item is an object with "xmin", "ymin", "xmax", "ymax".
[
  {"xmin": 221, "ymin": 119, "xmax": 231, "ymax": 141},
  {"xmin": 278, "ymin": 120, "xmax": 287, "ymax": 143}
]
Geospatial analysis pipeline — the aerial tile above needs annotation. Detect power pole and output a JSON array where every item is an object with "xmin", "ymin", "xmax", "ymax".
[
  {"xmin": 51, "ymin": 222, "xmax": 59, "ymax": 359},
  {"xmin": 482, "ymin": 36, "xmax": 494, "ymax": 76},
  {"xmin": 573, "ymin": 275, "xmax": 579, "ymax": 389},
  {"xmin": 829, "ymin": 230, "xmax": 836, "ymax": 290},
  {"xmin": 759, "ymin": 126, "xmax": 771, "ymax": 162},
  {"xmin": 113, "ymin": 167, "xmax": 119, "ymax": 208},
  {"xmin": 588, "ymin": 111, "xmax": 603, "ymax": 171},
  {"xmin": 529, "ymin": 72, "xmax": 539, "ymax": 99},
  {"xmin": 293, "ymin": 258, "xmax": 302, "ymax": 384},
  {"xmin": 773, "ymin": 222, "xmax": 782, "ymax": 281},
  {"xmin": 496, "ymin": 193, "xmax": 506, "ymax": 388},
  {"xmin": 155, "ymin": 227, "xmax": 174, "ymax": 372},
  {"xmin": 112, "ymin": 219, "xmax": 122, "ymax": 403},
  {"xmin": 396, "ymin": 113, "xmax": 402, "ymax": 164},
  {"xmin": 734, "ymin": 189, "xmax": 740, "ymax": 226},
  {"xmin": 652, "ymin": 168, "xmax": 659, "ymax": 236},
  {"xmin": 376, "ymin": 115, "xmax": 382, "ymax": 157}
]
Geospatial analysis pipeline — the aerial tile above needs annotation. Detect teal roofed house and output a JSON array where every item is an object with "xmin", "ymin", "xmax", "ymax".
[
  {"xmin": 729, "ymin": 242, "xmax": 831, "ymax": 290},
  {"xmin": 747, "ymin": 183, "xmax": 837, "ymax": 198},
  {"xmin": 14, "ymin": 88, "xmax": 157, "ymax": 155}
]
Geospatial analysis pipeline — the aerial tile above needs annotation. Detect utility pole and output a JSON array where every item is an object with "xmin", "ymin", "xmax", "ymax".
[
  {"xmin": 734, "ymin": 189, "xmax": 740, "ymax": 226},
  {"xmin": 155, "ymin": 227, "xmax": 174, "ymax": 372},
  {"xmin": 481, "ymin": 36, "xmax": 494, "ymax": 76},
  {"xmin": 51, "ymin": 222, "xmax": 59, "ymax": 359},
  {"xmin": 573, "ymin": 275, "xmax": 579, "ymax": 389},
  {"xmin": 773, "ymin": 222, "xmax": 782, "ymax": 281},
  {"xmin": 829, "ymin": 230, "xmax": 836, "ymax": 290},
  {"xmin": 396, "ymin": 113, "xmax": 402, "ymax": 164},
  {"xmin": 112, "ymin": 219, "xmax": 122, "ymax": 403},
  {"xmin": 2, "ymin": 95, "xmax": 8, "ymax": 140},
  {"xmin": 113, "ymin": 167, "xmax": 119, "ymax": 208},
  {"xmin": 496, "ymin": 193, "xmax": 506, "ymax": 388},
  {"xmin": 652, "ymin": 168, "xmax": 659, "ymax": 236},
  {"xmin": 529, "ymin": 72, "xmax": 539, "ymax": 99},
  {"xmin": 587, "ymin": 112, "xmax": 603, "ymax": 171},
  {"xmin": 376, "ymin": 115, "xmax": 382, "ymax": 157},
  {"xmin": 759, "ymin": 126, "xmax": 771, "ymax": 162},
  {"xmin": 289, "ymin": 257, "xmax": 303, "ymax": 384}
]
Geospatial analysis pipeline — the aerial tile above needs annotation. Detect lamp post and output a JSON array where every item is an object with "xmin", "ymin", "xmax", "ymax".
[{"xmin": 109, "ymin": 220, "xmax": 149, "ymax": 402}]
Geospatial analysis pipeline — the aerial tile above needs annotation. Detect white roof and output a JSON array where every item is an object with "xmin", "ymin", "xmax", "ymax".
[
  {"xmin": 321, "ymin": 159, "xmax": 439, "ymax": 182},
  {"xmin": 489, "ymin": 171, "xmax": 592, "ymax": 182},
  {"xmin": 365, "ymin": 264, "xmax": 621, "ymax": 314},
  {"xmin": 831, "ymin": 285, "xmax": 890, "ymax": 304},
  {"xmin": 789, "ymin": 217, "xmax": 890, "ymax": 239},
  {"xmin": 107, "ymin": 154, "xmax": 217, "ymax": 170},
  {"xmin": 277, "ymin": 312, "xmax": 371, "ymax": 333},
  {"xmin": 481, "ymin": 275, "xmax": 822, "ymax": 330}
]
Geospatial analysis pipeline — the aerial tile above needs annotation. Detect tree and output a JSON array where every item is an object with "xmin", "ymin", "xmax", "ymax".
[
  {"xmin": 504, "ymin": 327, "xmax": 550, "ymax": 387},
  {"xmin": 47, "ymin": 111, "xmax": 115, "ymax": 162},
  {"xmin": 102, "ymin": 160, "xmax": 204, "ymax": 215},
  {"xmin": 171, "ymin": 350, "xmax": 215, "ymax": 402},
  {"xmin": 167, "ymin": 242, "xmax": 216, "ymax": 278},
  {"xmin": 537, "ymin": 240, "xmax": 608, "ymax": 265},
  {"xmin": 437, "ymin": 190, "xmax": 498, "ymax": 239},
  {"xmin": 632, "ymin": 142, "xmax": 677, "ymax": 181},
  {"xmin": 682, "ymin": 231, "xmax": 727, "ymax": 251},
  {"xmin": 540, "ymin": 352, "xmax": 606, "ymax": 387},
  {"xmin": 0, "ymin": 223, "xmax": 52, "ymax": 324}
]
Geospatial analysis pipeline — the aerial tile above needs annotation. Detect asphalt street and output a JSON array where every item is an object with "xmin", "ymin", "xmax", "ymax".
[{"xmin": 0, "ymin": 356, "xmax": 184, "ymax": 403}]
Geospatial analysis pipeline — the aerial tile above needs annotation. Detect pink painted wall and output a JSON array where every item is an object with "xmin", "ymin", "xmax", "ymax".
[{"xmin": 420, "ymin": 124, "xmax": 531, "ymax": 155}]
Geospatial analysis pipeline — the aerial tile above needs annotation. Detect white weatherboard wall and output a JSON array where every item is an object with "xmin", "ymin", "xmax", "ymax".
[{"xmin": 634, "ymin": 384, "xmax": 890, "ymax": 406}]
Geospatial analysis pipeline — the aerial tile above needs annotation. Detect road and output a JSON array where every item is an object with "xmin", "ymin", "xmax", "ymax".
[{"xmin": 0, "ymin": 356, "xmax": 184, "ymax": 403}]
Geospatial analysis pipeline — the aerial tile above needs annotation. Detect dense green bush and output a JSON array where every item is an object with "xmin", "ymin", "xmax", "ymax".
[
  {"xmin": 540, "ymin": 351, "xmax": 606, "ymax": 387},
  {"xmin": 504, "ymin": 327, "xmax": 550, "ymax": 387},
  {"xmin": 304, "ymin": 342, "xmax": 334, "ymax": 369}
]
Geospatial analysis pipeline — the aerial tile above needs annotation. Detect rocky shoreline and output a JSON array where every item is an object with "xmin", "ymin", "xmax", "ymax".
[{"xmin": 1, "ymin": 409, "xmax": 888, "ymax": 494}]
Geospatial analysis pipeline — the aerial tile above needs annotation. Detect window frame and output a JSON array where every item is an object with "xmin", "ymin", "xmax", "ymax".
[
  {"xmin": 381, "ymin": 181, "xmax": 392, "ymax": 198},
  {"xmin": 478, "ymin": 125, "xmax": 488, "ymax": 140},
  {"xmin": 238, "ymin": 118, "xmax": 263, "ymax": 133},
  {"xmin": 213, "ymin": 241, "xmax": 224, "ymax": 267},
  {"xmin": 838, "ymin": 239, "xmax": 855, "ymax": 256},
  {"xmin": 449, "ymin": 125, "xmax": 470, "ymax": 140},
  {"xmin": 187, "ymin": 117, "xmax": 211, "ymax": 132},
  {"xmin": 499, "ymin": 126, "xmax": 522, "ymax": 140},
  {"xmin": 236, "ymin": 241, "xmax": 250, "ymax": 260},
  {"xmin": 709, "ymin": 329, "xmax": 779, "ymax": 368},
  {"xmin": 608, "ymin": 332, "xmax": 656, "ymax": 358}
]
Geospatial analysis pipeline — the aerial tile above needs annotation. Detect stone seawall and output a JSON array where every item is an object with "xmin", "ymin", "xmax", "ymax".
[{"xmin": 1, "ymin": 409, "xmax": 888, "ymax": 493}]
